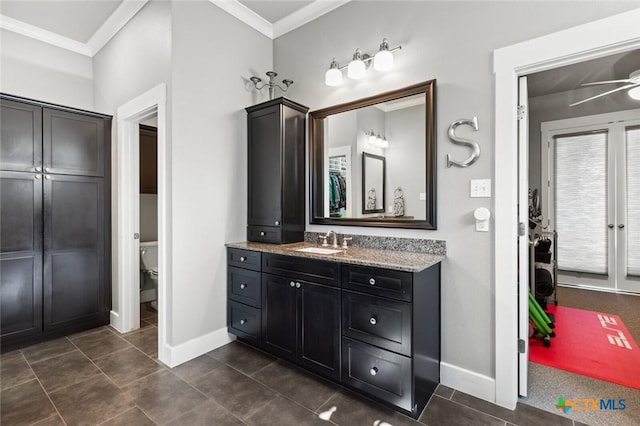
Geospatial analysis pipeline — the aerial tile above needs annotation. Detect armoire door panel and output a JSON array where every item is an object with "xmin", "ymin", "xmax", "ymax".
[
  {"xmin": 0, "ymin": 171, "xmax": 43, "ymax": 340},
  {"xmin": 49, "ymin": 178, "xmax": 100, "ymax": 250},
  {"xmin": 0, "ymin": 99, "xmax": 42, "ymax": 172},
  {"xmin": 43, "ymin": 108, "xmax": 105, "ymax": 177}
]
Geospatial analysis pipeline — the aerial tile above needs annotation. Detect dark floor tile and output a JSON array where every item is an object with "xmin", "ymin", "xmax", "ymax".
[
  {"xmin": 246, "ymin": 394, "xmax": 327, "ymax": 426},
  {"xmin": 166, "ymin": 399, "xmax": 245, "ymax": 426},
  {"xmin": 94, "ymin": 347, "xmax": 164, "ymax": 387},
  {"xmin": 434, "ymin": 384, "xmax": 455, "ymax": 399},
  {"xmin": 30, "ymin": 350, "xmax": 100, "ymax": 393},
  {"xmin": 171, "ymin": 354, "xmax": 223, "ymax": 383},
  {"xmin": 122, "ymin": 327, "xmax": 158, "ymax": 357},
  {"xmin": 33, "ymin": 414, "xmax": 65, "ymax": 425},
  {"xmin": 146, "ymin": 315, "xmax": 158, "ymax": 326},
  {"xmin": 140, "ymin": 302, "xmax": 157, "ymax": 319},
  {"xmin": 139, "ymin": 319, "xmax": 155, "ymax": 330},
  {"xmin": 100, "ymin": 406, "xmax": 155, "ymax": 426},
  {"xmin": 67, "ymin": 325, "xmax": 112, "ymax": 340},
  {"xmin": 419, "ymin": 395, "xmax": 504, "ymax": 426},
  {"xmin": 0, "ymin": 352, "xmax": 35, "ymax": 390},
  {"xmin": 451, "ymin": 391, "xmax": 572, "ymax": 425},
  {"xmin": 317, "ymin": 390, "xmax": 421, "ymax": 426},
  {"xmin": 21, "ymin": 337, "xmax": 76, "ymax": 364},
  {"xmin": 50, "ymin": 374, "xmax": 134, "ymax": 426},
  {"xmin": 193, "ymin": 365, "xmax": 277, "ymax": 420},
  {"xmin": 0, "ymin": 379, "xmax": 56, "ymax": 425},
  {"xmin": 122, "ymin": 370, "xmax": 207, "ymax": 423},
  {"xmin": 208, "ymin": 341, "xmax": 276, "ymax": 375},
  {"xmin": 70, "ymin": 328, "xmax": 132, "ymax": 360},
  {"xmin": 573, "ymin": 422, "xmax": 590, "ymax": 426},
  {"xmin": 252, "ymin": 360, "xmax": 338, "ymax": 411}
]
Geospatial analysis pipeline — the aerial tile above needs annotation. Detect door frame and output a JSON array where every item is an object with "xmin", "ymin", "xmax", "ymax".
[
  {"xmin": 114, "ymin": 83, "xmax": 170, "ymax": 365},
  {"xmin": 493, "ymin": 9, "xmax": 640, "ymax": 409}
]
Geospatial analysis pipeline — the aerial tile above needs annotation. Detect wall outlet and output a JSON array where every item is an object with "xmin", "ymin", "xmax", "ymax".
[
  {"xmin": 470, "ymin": 179, "xmax": 491, "ymax": 197},
  {"xmin": 476, "ymin": 220, "xmax": 490, "ymax": 232}
]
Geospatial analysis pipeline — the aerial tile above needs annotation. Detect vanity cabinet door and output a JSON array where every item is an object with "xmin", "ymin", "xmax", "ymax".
[
  {"xmin": 298, "ymin": 281, "xmax": 341, "ymax": 381},
  {"xmin": 262, "ymin": 273, "xmax": 297, "ymax": 361}
]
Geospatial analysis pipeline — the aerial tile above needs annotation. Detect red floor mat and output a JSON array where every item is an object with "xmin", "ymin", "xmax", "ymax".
[{"xmin": 529, "ymin": 305, "xmax": 640, "ymax": 390}]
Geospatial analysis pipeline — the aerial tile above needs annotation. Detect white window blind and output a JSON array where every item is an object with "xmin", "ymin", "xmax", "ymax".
[
  {"xmin": 554, "ymin": 131, "xmax": 608, "ymax": 274},
  {"xmin": 627, "ymin": 127, "xmax": 640, "ymax": 276}
]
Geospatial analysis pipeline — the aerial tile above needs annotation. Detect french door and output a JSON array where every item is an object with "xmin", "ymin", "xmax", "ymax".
[{"xmin": 542, "ymin": 110, "xmax": 640, "ymax": 294}]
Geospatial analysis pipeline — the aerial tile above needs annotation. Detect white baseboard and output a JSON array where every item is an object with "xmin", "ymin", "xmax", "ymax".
[
  {"xmin": 160, "ymin": 326, "xmax": 236, "ymax": 368},
  {"xmin": 110, "ymin": 310, "xmax": 124, "ymax": 333},
  {"xmin": 441, "ymin": 362, "xmax": 496, "ymax": 404}
]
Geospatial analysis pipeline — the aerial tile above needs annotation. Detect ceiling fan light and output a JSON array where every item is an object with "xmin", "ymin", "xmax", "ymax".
[{"xmin": 628, "ymin": 86, "xmax": 640, "ymax": 100}]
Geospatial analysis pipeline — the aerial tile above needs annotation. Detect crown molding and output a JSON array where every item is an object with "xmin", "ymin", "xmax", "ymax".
[
  {"xmin": 272, "ymin": 0, "xmax": 350, "ymax": 39},
  {"xmin": 209, "ymin": 0, "xmax": 273, "ymax": 38},
  {"xmin": 0, "ymin": 14, "xmax": 91, "ymax": 56},
  {"xmin": 87, "ymin": 0, "xmax": 149, "ymax": 56},
  {"xmin": 209, "ymin": 0, "xmax": 351, "ymax": 40},
  {"xmin": 0, "ymin": 0, "xmax": 148, "ymax": 57}
]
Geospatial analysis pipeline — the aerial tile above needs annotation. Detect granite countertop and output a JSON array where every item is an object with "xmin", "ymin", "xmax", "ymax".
[{"xmin": 225, "ymin": 241, "xmax": 445, "ymax": 272}]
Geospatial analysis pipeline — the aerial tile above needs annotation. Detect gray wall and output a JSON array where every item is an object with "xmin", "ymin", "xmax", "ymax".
[
  {"xmin": 0, "ymin": 29, "xmax": 93, "ymax": 109},
  {"xmin": 274, "ymin": 1, "xmax": 639, "ymax": 379}
]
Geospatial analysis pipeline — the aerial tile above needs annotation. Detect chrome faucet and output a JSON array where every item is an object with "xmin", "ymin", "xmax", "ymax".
[{"xmin": 325, "ymin": 230, "xmax": 339, "ymax": 248}]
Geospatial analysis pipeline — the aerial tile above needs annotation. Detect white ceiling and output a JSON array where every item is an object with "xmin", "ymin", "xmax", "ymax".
[{"xmin": 0, "ymin": 0, "xmax": 349, "ymax": 57}]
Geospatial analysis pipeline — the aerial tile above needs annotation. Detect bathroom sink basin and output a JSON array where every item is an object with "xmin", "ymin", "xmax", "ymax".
[{"xmin": 295, "ymin": 247, "xmax": 343, "ymax": 255}]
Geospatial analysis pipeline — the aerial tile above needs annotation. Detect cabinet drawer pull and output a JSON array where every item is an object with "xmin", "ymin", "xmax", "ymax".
[
  {"xmin": 240, "ymin": 256, "xmax": 246, "ymax": 262},
  {"xmin": 240, "ymin": 283, "xmax": 247, "ymax": 289},
  {"xmin": 274, "ymin": 220, "xmax": 280, "ymax": 225},
  {"xmin": 369, "ymin": 316, "xmax": 377, "ymax": 325},
  {"xmin": 296, "ymin": 282, "xmax": 301, "ymax": 289},
  {"xmin": 240, "ymin": 319, "xmax": 246, "ymax": 325},
  {"xmin": 370, "ymin": 366, "xmax": 378, "ymax": 376},
  {"xmin": 260, "ymin": 231, "xmax": 266, "ymax": 236},
  {"xmin": 369, "ymin": 278, "xmax": 376, "ymax": 285},
  {"xmin": 290, "ymin": 281, "xmax": 296, "ymax": 287}
]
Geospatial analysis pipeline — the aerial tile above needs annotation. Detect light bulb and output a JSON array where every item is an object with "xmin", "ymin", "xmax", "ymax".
[
  {"xmin": 375, "ymin": 134, "xmax": 383, "ymax": 146},
  {"xmin": 629, "ymin": 86, "xmax": 640, "ymax": 100},
  {"xmin": 374, "ymin": 39, "xmax": 394, "ymax": 71},
  {"xmin": 367, "ymin": 131, "xmax": 376, "ymax": 145},
  {"xmin": 347, "ymin": 49, "xmax": 366, "ymax": 79},
  {"xmin": 381, "ymin": 137, "xmax": 389, "ymax": 148},
  {"xmin": 325, "ymin": 59, "xmax": 343, "ymax": 87}
]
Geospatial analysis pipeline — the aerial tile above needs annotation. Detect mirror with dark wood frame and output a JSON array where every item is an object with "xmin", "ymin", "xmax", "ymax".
[{"xmin": 309, "ymin": 80, "xmax": 436, "ymax": 229}]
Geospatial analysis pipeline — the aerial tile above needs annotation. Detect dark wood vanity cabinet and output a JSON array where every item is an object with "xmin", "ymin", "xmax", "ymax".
[
  {"xmin": 246, "ymin": 98, "xmax": 308, "ymax": 244},
  {"xmin": 227, "ymin": 246, "xmax": 441, "ymax": 418},
  {"xmin": 1, "ymin": 94, "xmax": 111, "ymax": 350}
]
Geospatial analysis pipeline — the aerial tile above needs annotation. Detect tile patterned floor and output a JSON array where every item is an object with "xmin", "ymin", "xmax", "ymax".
[{"xmin": 1, "ymin": 305, "xmax": 578, "ymax": 425}]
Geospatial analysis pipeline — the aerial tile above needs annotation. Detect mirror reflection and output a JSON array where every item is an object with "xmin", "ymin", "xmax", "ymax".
[{"xmin": 310, "ymin": 81, "xmax": 436, "ymax": 229}]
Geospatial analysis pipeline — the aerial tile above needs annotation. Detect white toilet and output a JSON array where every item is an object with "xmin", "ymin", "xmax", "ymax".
[{"xmin": 140, "ymin": 241, "xmax": 158, "ymax": 311}]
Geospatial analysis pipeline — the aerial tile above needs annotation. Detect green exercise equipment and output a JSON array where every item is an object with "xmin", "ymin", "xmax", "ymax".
[{"xmin": 529, "ymin": 292, "xmax": 555, "ymax": 347}]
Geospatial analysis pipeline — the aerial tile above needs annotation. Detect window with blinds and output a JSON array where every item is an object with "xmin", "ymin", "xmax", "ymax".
[
  {"xmin": 627, "ymin": 127, "xmax": 640, "ymax": 277},
  {"xmin": 554, "ymin": 131, "xmax": 608, "ymax": 274}
]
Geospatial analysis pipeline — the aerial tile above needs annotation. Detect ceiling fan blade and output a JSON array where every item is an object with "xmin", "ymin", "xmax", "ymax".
[
  {"xmin": 581, "ymin": 79, "xmax": 632, "ymax": 86},
  {"xmin": 570, "ymin": 83, "xmax": 640, "ymax": 107}
]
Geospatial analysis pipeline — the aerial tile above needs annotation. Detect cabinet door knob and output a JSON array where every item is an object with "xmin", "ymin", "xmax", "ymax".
[
  {"xmin": 370, "ymin": 367, "xmax": 378, "ymax": 376},
  {"xmin": 240, "ymin": 319, "xmax": 246, "ymax": 325},
  {"xmin": 35, "ymin": 174, "xmax": 41, "ymax": 180},
  {"xmin": 608, "ymin": 224, "xmax": 614, "ymax": 229},
  {"xmin": 260, "ymin": 231, "xmax": 265, "ymax": 236},
  {"xmin": 296, "ymin": 282, "xmax": 301, "ymax": 289},
  {"xmin": 619, "ymin": 224, "xmax": 625, "ymax": 229},
  {"xmin": 274, "ymin": 220, "xmax": 280, "ymax": 226},
  {"xmin": 240, "ymin": 256, "xmax": 246, "ymax": 262},
  {"xmin": 369, "ymin": 278, "xmax": 376, "ymax": 285},
  {"xmin": 290, "ymin": 281, "xmax": 296, "ymax": 287},
  {"xmin": 369, "ymin": 316, "xmax": 377, "ymax": 325},
  {"xmin": 240, "ymin": 283, "xmax": 247, "ymax": 289},
  {"xmin": 45, "ymin": 167, "xmax": 51, "ymax": 172},
  {"xmin": 35, "ymin": 166, "xmax": 42, "ymax": 172},
  {"xmin": 44, "ymin": 175, "xmax": 51, "ymax": 180}
]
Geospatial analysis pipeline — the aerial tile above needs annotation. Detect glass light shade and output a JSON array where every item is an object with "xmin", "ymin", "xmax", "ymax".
[
  {"xmin": 629, "ymin": 86, "xmax": 640, "ymax": 100},
  {"xmin": 374, "ymin": 50, "xmax": 394, "ymax": 71},
  {"xmin": 381, "ymin": 138, "xmax": 389, "ymax": 149},
  {"xmin": 367, "ymin": 131, "xmax": 376, "ymax": 145},
  {"xmin": 347, "ymin": 59, "xmax": 366, "ymax": 79},
  {"xmin": 325, "ymin": 68, "xmax": 343, "ymax": 86}
]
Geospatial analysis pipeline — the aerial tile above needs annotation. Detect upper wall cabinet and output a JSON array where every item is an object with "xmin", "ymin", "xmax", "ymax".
[
  {"xmin": 0, "ymin": 99, "xmax": 43, "ymax": 172},
  {"xmin": 246, "ymin": 98, "xmax": 309, "ymax": 244}
]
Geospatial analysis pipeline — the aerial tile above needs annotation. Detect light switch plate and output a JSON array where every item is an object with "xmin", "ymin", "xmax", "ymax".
[
  {"xmin": 419, "ymin": 192, "xmax": 427, "ymax": 201},
  {"xmin": 470, "ymin": 179, "xmax": 491, "ymax": 198}
]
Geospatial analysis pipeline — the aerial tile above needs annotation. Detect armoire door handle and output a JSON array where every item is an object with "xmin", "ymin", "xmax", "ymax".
[
  {"xmin": 608, "ymin": 224, "xmax": 614, "ymax": 229},
  {"xmin": 618, "ymin": 224, "xmax": 625, "ymax": 229}
]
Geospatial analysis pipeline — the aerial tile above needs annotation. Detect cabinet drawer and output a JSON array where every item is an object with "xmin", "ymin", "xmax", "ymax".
[
  {"xmin": 228, "ymin": 300, "xmax": 260, "ymax": 344},
  {"xmin": 247, "ymin": 226, "xmax": 281, "ymax": 244},
  {"xmin": 227, "ymin": 248, "xmax": 261, "ymax": 271},
  {"xmin": 228, "ymin": 267, "xmax": 261, "ymax": 308},
  {"xmin": 263, "ymin": 253, "xmax": 341, "ymax": 287},
  {"xmin": 343, "ymin": 265, "xmax": 412, "ymax": 301},
  {"xmin": 342, "ymin": 337, "xmax": 412, "ymax": 412},
  {"xmin": 342, "ymin": 291, "xmax": 411, "ymax": 356}
]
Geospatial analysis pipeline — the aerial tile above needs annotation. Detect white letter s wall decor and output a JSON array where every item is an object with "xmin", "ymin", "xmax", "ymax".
[{"xmin": 446, "ymin": 116, "xmax": 480, "ymax": 168}]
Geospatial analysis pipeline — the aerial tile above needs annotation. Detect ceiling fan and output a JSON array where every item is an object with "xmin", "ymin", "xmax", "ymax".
[{"xmin": 570, "ymin": 69, "xmax": 640, "ymax": 106}]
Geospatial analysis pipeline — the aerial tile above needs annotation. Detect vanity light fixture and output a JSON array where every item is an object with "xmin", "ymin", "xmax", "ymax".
[
  {"xmin": 364, "ymin": 130, "xmax": 389, "ymax": 149},
  {"xmin": 325, "ymin": 38, "xmax": 402, "ymax": 86},
  {"xmin": 250, "ymin": 71, "xmax": 293, "ymax": 100},
  {"xmin": 629, "ymin": 86, "xmax": 640, "ymax": 100}
]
